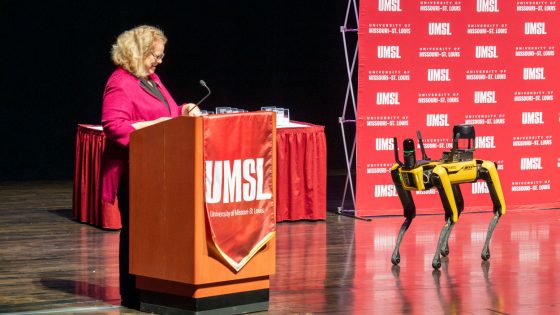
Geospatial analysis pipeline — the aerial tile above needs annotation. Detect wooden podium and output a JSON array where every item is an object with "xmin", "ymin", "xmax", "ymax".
[{"xmin": 129, "ymin": 115, "xmax": 276, "ymax": 314}]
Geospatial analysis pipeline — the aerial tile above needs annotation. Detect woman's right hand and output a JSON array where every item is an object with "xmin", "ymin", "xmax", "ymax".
[{"xmin": 182, "ymin": 103, "xmax": 202, "ymax": 117}]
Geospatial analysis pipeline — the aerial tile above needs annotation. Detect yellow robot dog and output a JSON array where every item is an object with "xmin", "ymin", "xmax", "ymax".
[{"xmin": 390, "ymin": 125, "xmax": 506, "ymax": 269}]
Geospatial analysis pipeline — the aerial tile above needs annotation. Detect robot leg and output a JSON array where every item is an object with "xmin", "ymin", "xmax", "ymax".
[
  {"xmin": 481, "ymin": 214, "xmax": 500, "ymax": 261},
  {"xmin": 391, "ymin": 170, "xmax": 416, "ymax": 265},
  {"xmin": 440, "ymin": 185, "xmax": 463, "ymax": 257},
  {"xmin": 391, "ymin": 216, "xmax": 414, "ymax": 265},
  {"xmin": 478, "ymin": 161, "xmax": 506, "ymax": 261},
  {"xmin": 439, "ymin": 220, "xmax": 454, "ymax": 257},
  {"xmin": 432, "ymin": 217, "xmax": 454, "ymax": 269},
  {"xmin": 431, "ymin": 171, "xmax": 459, "ymax": 269}
]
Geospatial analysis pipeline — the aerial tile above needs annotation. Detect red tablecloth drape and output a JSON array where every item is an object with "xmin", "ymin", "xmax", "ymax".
[
  {"xmin": 73, "ymin": 125, "xmax": 121, "ymax": 229},
  {"xmin": 276, "ymin": 122, "xmax": 327, "ymax": 222},
  {"xmin": 72, "ymin": 121, "xmax": 326, "ymax": 228}
]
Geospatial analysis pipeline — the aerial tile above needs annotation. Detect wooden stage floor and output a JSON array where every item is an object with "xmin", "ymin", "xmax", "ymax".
[{"xmin": 0, "ymin": 181, "xmax": 559, "ymax": 314}]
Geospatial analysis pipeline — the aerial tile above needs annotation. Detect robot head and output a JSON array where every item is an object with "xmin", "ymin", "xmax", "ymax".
[{"xmin": 452, "ymin": 124, "xmax": 476, "ymax": 151}]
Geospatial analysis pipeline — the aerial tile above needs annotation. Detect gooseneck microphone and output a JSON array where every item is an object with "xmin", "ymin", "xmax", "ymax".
[
  {"xmin": 188, "ymin": 80, "xmax": 212, "ymax": 114},
  {"xmin": 196, "ymin": 80, "xmax": 212, "ymax": 105}
]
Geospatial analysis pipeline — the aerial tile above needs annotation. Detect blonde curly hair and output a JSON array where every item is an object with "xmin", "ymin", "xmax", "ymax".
[{"xmin": 111, "ymin": 25, "xmax": 167, "ymax": 78}]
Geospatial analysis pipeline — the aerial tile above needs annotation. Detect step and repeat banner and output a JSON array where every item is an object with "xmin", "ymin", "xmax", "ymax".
[{"xmin": 357, "ymin": 0, "xmax": 559, "ymax": 216}]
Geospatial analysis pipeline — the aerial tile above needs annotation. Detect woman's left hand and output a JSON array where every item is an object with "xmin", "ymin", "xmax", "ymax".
[{"xmin": 182, "ymin": 103, "xmax": 202, "ymax": 117}]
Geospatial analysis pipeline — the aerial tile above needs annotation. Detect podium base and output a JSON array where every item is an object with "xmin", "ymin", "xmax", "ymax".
[{"xmin": 139, "ymin": 289, "xmax": 269, "ymax": 315}]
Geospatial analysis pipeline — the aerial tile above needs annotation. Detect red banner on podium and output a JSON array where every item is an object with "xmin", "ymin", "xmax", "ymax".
[{"xmin": 203, "ymin": 113, "xmax": 276, "ymax": 271}]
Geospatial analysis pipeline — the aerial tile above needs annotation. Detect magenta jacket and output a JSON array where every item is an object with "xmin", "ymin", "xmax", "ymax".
[{"xmin": 101, "ymin": 67, "xmax": 182, "ymax": 203}]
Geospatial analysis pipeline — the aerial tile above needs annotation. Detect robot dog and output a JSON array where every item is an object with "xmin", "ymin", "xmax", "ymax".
[{"xmin": 390, "ymin": 125, "xmax": 506, "ymax": 269}]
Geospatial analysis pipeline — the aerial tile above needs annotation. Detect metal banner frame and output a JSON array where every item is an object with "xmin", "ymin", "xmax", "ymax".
[{"xmin": 338, "ymin": 0, "xmax": 370, "ymax": 220}]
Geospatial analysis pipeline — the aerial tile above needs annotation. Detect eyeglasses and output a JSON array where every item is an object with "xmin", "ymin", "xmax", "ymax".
[{"xmin": 150, "ymin": 52, "xmax": 165, "ymax": 61}]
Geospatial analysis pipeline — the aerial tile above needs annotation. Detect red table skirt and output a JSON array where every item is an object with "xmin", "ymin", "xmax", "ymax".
[
  {"xmin": 276, "ymin": 122, "xmax": 327, "ymax": 221},
  {"xmin": 73, "ymin": 125, "xmax": 122, "ymax": 229},
  {"xmin": 73, "ymin": 121, "xmax": 326, "ymax": 229}
]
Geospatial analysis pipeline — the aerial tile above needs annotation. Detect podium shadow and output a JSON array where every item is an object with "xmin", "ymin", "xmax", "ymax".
[{"xmin": 38, "ymin": 278, "xmax": 120, "ymax": 305}]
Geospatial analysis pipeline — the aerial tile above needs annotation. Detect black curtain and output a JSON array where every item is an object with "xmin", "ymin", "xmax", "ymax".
[{"xmin": 0, "ymin": 1, "xmax": 349, "ymax": 179}]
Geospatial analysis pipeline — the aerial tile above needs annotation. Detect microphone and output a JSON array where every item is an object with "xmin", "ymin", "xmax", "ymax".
[
  {"xmin": 187, "ymin": 80, "xmax": 212, "ymax": 114},
  {"xmin": 196, "ymin": 80, "xmax": 211, "ymax": 105}
]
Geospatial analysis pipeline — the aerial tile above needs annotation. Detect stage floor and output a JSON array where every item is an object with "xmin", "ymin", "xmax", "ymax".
[{"xmin": 0, "ymin": 181, "xmax": 559, "ymax": 314}]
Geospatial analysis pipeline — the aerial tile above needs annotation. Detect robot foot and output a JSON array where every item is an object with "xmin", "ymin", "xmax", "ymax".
[
  {"xmin": 481, "ymin": 247, "xmax": 491, "ymax": 261},
  {"xmin": 391, "ymin": 252, "xmax": 401, "ymax": 265},
  {"xmin": 440, "ymin": 244, "xmax": 449, "ymax": 257},
  {"xmin": 432, "ymin": 255, "xmax": 441, "ymax": 270}
]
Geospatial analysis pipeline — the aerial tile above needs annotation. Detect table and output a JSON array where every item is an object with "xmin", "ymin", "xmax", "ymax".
[
  {"xmin": 73, "ymin": 120, "xmax": 326, "ymax": 229},
  {"xmin": 73, "ymin": 125, "xmax": 121, "ymax": 229},
  {"xmin": 276, "ymin": 122, "xmax": 327, "ymax": 221}
]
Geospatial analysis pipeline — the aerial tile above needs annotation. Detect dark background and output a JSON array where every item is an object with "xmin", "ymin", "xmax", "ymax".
[{"xmin": 0, "ymin": 1, "xmax": 356, "ymax": 180}]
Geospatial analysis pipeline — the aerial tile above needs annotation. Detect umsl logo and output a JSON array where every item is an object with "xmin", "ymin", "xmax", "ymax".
[
  {"xmin": 472, "ymin": 182, "xmax": 489, "ymax": 194},
  {"xmin": 377, "ymin": 46, "xmax": 401, "ymax": 59},
  {"xmin": 476, "ymin": 136, "xmax": 496, "ymax": 149},
  {"xmin": 525, "ymin": 22, "xmax": 547, "ymax": 35},
  {"xmin": 375, "ymin": 185, "xmax": 398, "ymax": 197},
  {"xmin": 426, "ymin": 114, "xmax": 449, "ymax": 126},
  {"xmin": 427, "ymin": 69, "xmax": 451, "ymax": 81},
  {"xmin": 523, "ymin": 67, "xmax": 546, "ymax": 80},
  {"xmin": 475, "ymin": 46, "xmax": 498, "ymax": 58},
  {"xmin": 376, "ymin": 138, "xmax": 394, "ymax": 151},
  {"xmin": 428, "ymin": 23, "xmax": 451, "ymax": 35},
  {"xmin": 376, "ymin": 92, "xmax": 400, "ymax": 105},
  {"xmin": 474, "ymin": 91, "xmax": 497, "ymax": 103},
  {"xmin": 378, "ymin": 0, "xmax": 402, "ymax": 12},
  {"xmin": 477, "ymin": 0, "xmax": 499, "ymax": 12},
  {"xmin": 205, "ymin": 158, "xmax": 272, "ymax": 204},
  {"xmin": 520, "ymin": 157, "xmax": 543, "ymax": 170},
  {"xmin": 522, "ymin": 112, "xmax": 544, "ymax": 124}
]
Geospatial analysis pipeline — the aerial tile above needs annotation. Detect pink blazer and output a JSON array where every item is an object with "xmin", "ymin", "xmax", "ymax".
[{"xmin": 101, "ymin": 67, "xmax": 182, "ymax": 203}]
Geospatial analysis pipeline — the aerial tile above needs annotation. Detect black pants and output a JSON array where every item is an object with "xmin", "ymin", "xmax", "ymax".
[{"xmin": 117, "ymin": 172, "xmax": 139, "ymax": 305}]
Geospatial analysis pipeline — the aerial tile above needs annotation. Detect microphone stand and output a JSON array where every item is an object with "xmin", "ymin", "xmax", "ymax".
[{"xmin": 188, "ymin": 80, "xmax": 212, "ymax": 114}]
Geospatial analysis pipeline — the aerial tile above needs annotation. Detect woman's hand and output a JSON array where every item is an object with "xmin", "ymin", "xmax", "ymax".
[{"xmin": 182, "ymin": 103, "xmax": 202, "ymax": 117}]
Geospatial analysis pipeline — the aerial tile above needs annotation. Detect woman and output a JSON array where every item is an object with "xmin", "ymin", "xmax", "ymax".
[{"xmin": 101, "ymin": 25, "xmax": 200, "ymax": 308}]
